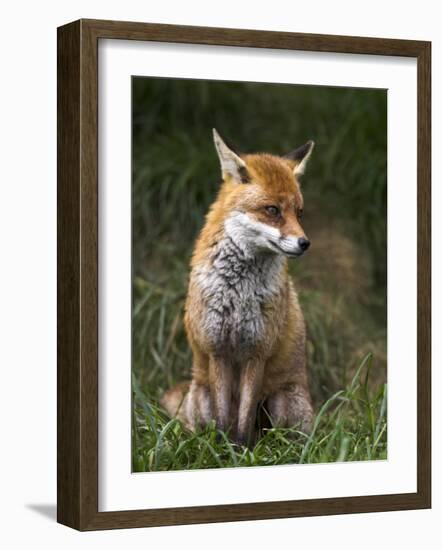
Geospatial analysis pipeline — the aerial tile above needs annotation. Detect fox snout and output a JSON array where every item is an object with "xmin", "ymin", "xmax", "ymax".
[
  {"xmin": 277, "ymin": 234, "xmax": 311, "ymax": 257},
  {"xmin": 298, "ymin": 236, "xmax": 310, "ymax": 252},
  {"xmin": 278, "ymin": 214, "xmax": 310, "ymax": 257}
]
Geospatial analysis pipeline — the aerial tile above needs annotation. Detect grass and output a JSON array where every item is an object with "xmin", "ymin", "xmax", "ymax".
[
  {"xmin": 131, "ymin": 78, "xmax": 388, "ymax": 470},
  {"xmin": 132, "ymin": 353, "xmax": 387, "ymax": 472}
]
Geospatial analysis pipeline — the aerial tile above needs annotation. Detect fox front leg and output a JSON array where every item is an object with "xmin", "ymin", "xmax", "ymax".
[
  {"xmin": 208, "ymin": 356, "xmax": 234, "ymax": 435},
  {"xmin": 236, "ymin": 359, "xmax": 265, "ymax": 447}
]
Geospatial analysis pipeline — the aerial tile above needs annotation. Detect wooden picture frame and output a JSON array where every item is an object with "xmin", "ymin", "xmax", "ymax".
[{"xmin": 57, "ymin": 18, "xmax": 431, "ymax": 531}]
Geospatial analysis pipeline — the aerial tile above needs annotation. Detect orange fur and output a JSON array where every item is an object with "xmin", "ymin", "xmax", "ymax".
[{"xmin": 161, "ymin": 136, "xmax": 314, "ymax": 446}]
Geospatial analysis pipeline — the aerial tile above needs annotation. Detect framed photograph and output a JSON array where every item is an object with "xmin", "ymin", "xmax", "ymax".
[{"xmin": 57, "ymin": 19, "xmax": 431, "ymax": 530}]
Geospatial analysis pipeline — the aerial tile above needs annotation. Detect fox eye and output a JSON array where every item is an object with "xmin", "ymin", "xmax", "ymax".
[
  {"xmin": 265, "ymin": 205, "xmax": 280, "ymax": 218},
  {"xmin": 297, "ymin": 208, "xmax": 304, "ymax": 219}
]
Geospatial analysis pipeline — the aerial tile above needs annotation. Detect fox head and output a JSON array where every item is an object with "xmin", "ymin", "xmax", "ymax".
[{"xmin": 212, "ymin": 129, "xmax": 314, "ymax": 258}]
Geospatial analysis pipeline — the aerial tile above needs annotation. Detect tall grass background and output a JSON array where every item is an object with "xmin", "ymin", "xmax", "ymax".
[{"xmin": 132, "ymin": 78, "xmax": 387, "ymax": 471}]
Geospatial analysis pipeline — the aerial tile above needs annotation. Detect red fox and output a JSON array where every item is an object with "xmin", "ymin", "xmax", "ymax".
[{"xmin": 161, "ymin": 129, "xmax": 314, "ymax": 447}]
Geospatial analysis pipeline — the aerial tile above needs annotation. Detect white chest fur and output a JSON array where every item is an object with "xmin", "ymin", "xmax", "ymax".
[{"xmin": 193, "ymin": 234, "xmax": 285, "ymax": 358}]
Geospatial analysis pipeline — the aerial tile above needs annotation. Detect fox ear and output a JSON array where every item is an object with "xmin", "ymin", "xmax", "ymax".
[
  {"xmin": 284, "ymin": 140, "xmax": 314, "ymax": 176},
  {"xmin": 213, "ymin": 128, "xmax": 250, "ymax": 184}
]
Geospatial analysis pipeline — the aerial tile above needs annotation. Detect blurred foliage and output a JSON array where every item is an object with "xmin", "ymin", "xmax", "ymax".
[
  {"xmin": 133, "ymin": 79, "xmax": 387, "ymax": 286},
  {"xmin": 131, "ymin": 77, "xmax": 387, "ymax": 467}
]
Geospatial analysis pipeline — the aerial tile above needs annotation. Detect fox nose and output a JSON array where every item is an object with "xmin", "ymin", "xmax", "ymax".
[{"xmin": 298, "ymin": 237, "xmax": 310, "ymax": 252}]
